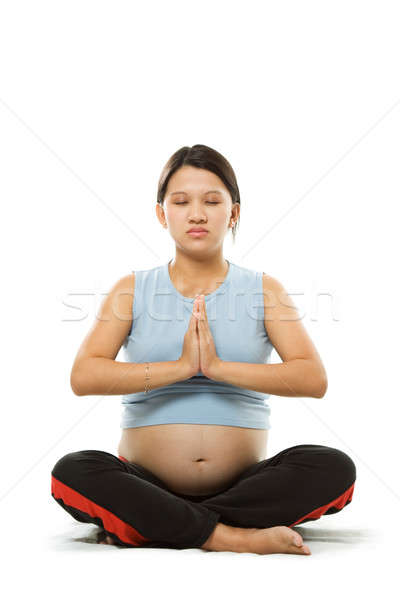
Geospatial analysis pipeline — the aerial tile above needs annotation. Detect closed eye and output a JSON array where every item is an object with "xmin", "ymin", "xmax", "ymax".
[{"xmin": 175, "ymin": 201, "xmax": 219, "ymax": 205}]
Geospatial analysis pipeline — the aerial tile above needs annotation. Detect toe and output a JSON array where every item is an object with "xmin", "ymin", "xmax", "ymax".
[{"xmin": 291, "ymin": 530, "xmax": 304, "ymax": 547}]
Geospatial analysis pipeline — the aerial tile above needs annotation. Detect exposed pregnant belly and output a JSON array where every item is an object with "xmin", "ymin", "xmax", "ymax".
[{"xmin": 117, "ymin": 424, "xmax": 269, "ymax": 496}]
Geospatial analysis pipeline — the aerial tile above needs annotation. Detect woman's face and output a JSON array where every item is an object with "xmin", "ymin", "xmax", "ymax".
[{"xmin": 158, "ymin": 165, "xmax": 238, "ymax": 252}]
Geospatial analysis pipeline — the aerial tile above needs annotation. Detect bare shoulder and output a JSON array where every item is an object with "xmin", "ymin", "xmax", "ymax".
[
  {"xmin": 261, "ymin": 272, "xmax": 296, "ymax": 310},
  {"xmin": 70, "ymin": 272, "xmax": 136, "ymax": 369},
  {"xmin": 111, "ymin": 272, "xmax": 135, "ymax": 319},
  {"xmin": 261, "ymin": 271, "xmax": 325, "ymax": 367}
]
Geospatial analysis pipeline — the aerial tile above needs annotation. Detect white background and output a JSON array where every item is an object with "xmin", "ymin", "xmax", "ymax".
[{"xmin": 1, "ymin": 0, "xmax": 398, "ymax": 597}]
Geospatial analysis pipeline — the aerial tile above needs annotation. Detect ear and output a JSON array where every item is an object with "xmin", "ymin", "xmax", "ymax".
[
  {"xmin": 231, "ymin": 201, "xmax": 240, "ymax": 222},
  {"xmin": 156, "ymin": 202, "xmax": 167, "ymax": 228}
]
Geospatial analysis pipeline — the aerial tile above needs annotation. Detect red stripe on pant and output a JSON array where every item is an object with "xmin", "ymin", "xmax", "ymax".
[
  {"xmin": 289, "ymin": 481, "xmax": 355, "ymax": 527},
  {"xmin": 51, "ymin": 474, "xmax": 149, "ymax": 547}
]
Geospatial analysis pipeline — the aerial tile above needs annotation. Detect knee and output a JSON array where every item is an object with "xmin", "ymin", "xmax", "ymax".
[
  {"xmin": 51, "ymin": 450, "xmax": 107, "ymax": 486},
  {"xmin": 322, "ymin": 446, "xmax": 357, "ymax": 490},
  {"xmin": 51, "ymin": 451, "xmax": 86, "ymax": 484}
]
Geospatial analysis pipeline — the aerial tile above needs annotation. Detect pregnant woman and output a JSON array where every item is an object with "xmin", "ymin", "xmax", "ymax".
[{"xmin": 51, "ymin": 144, "xmax": 356, "ymax": 556}]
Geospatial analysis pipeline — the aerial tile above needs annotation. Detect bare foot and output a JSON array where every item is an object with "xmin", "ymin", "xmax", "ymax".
[
  {"xmin": 244, "ymin": 526, "xmax": 311, "ymax": 556},
  {"xmin": 202, "ymin": 522, "xmax": 311, "ymax": 556}
]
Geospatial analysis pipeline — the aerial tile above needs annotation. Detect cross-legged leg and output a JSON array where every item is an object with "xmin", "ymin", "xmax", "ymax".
[
  {"xmin": 51, "ymin": 450, "xmax": 220, "ymax": 549},
  {"xmin": 199, "ymin": 444, "xmax": 356, "ymax": 530},
  {"xmin": 51, "ymin": 444, "xmax": 356, "ymax": 553}
]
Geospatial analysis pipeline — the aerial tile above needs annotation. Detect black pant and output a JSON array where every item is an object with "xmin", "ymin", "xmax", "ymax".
[{"xmin": 51, "ymin": 444, "xmax": 356, "ymax": 550}]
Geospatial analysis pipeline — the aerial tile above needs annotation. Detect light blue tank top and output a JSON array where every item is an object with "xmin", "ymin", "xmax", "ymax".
[{"xmin": 120, "ymin": 258, "xmax": 274, "ymax": 429}]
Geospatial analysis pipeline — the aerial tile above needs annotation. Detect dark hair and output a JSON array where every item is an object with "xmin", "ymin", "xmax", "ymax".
[{"xmin": 157, "ymin": 144, "xmax": 241, "ymax": 243}]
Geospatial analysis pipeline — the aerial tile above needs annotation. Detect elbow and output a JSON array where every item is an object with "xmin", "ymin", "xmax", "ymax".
[
  {"xmin": 70, "ymin": 377, "xmax": 83, "ymax": 396},
  {"xmin": 70, "ymin": 369, "xmax": 85, "ymax": 396},
  {"xmin": 313, "ymin": 375, "xmax": 328, "ymax": 398},
  {"xmin": 308, "ymin": 360, "xmax": 328, "ymax": 398},
  {"xmin": 70, "ymin": 357, "xmax": 94, "ymax": 396}
]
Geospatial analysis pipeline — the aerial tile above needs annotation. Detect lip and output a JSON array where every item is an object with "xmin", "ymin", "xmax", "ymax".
[{"xmin": 187, "ymin": 230, "xmax": 208, "ymax": 237}]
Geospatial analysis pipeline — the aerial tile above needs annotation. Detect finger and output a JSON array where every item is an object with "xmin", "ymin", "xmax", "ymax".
[
  {"xmin": 192, "ymin": 309, "xmax": 200, "ymax": 331},
  {"xmin": 198, "ymin": 303, "xmax": 212, "ymax": 346},
  {"xmin": 197, "ymin": 309, "xmax": 208, "ymax": 340},
  {"xmin": 197, "ymin": 317, "xmax": 205, "ymax": 346},
  {"xmin": 199, "ymin": 295, "xmax": 208, "ymax": 325},
  {"xmin": 194, "ymin": 296, "xmax": 202, "ymax": 319},
  {"xmin": 197, "ymin": 299, "xmax": 205, "ymax": 326},
  {"xmin": 190, "ymin": 301, "xmax": 198, "ymax": 327},
  {"xmin": 196, "ymin": 303, "xmax": 205, "ymax": 333},
  {"xmin": 197, "ymin": 295, "xmax": 205, "ymax": 321},
  {"xmin": 192, "ymin": 298, "xmax": 201, "ymax": 330}
]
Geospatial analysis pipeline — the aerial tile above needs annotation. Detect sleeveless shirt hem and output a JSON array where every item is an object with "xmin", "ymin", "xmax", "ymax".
[{"xmin": 120, "ymin": 419, "xmax": 271, "ymax": 430}]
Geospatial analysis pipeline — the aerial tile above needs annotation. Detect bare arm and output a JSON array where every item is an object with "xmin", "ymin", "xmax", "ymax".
[
  {"xmin": 70, "ymin": 273, "xmax": 191, "ymax": 396},
  {"xmin": 72, "ymin": 357, "xmax": 190, "ymax": 396},
  {"xmin": 212, "ymin": 358, "xmax": 326, "ymax": 398},
  {"xmin": 211, "ymin": 273, "xmax": 327, "ymax": 398}
]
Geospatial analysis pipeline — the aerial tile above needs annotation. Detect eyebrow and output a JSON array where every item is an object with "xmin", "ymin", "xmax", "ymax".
[{"xmin": 170, "ymin": 190, "xmax": 222, "ymax": 196}]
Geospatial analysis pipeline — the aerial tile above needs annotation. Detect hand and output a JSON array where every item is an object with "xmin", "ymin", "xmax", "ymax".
[
  {"xmin": 178, "ymin": 299, "xmax": 201, "ymax": 378},
  {"xmin": 194, "ymin": 294, "xmax": 223, "ymax": 380}
]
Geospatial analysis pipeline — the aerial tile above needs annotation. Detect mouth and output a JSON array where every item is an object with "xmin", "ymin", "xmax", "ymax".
[{"xmin": 187, "ymin": 230, "xmax": 209, "ymax": 237}]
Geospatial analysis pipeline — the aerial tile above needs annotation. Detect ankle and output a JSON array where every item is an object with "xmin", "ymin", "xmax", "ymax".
[{"xmin": 201, "ymin": 522, "xmax": 247, "ymax": 552}]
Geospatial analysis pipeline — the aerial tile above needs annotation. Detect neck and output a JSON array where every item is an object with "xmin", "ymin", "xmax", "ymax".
[{"xmin": 169, "ymin": 253, "xmax": 228, "ymax": 284}]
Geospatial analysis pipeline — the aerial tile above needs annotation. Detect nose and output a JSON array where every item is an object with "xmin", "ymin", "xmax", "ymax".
[{"xmin": 188, "ymin": 210, "xmax": 207, "ymax": 223}]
